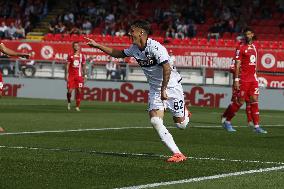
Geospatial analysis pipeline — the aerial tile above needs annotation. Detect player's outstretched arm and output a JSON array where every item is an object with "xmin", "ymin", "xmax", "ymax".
[
  {"xmin": 234, "ymin": 60, "xmax": 241, "ymax": 90},
  {"xmin": 161, "ymin": 62, "xmax": 171, "ymax": 100},
  {"xmin": 0, "ymin": 43, "xmax": 30, "ymax": 58},
  {"xmin": 84, "ymin": 37, "xmax": 126, "ymax": 58},
  {"xmin": 65, "ymin": 61, "xmax": 70, "ymax": 82}
]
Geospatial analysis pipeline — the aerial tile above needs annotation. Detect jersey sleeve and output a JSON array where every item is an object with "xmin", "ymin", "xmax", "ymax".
[
  {"xmin": 153, "ymin": 44, "xmax": 169, "ymax": 64},
  {"xmin": 234, "ymin": 46, "xmax": 242, "ymax": 61},
  {"xmin": 67, "ymin": 54, "xmax": 71, "ymax": 63},
  {"xmin": 123, "ymin": 45, "xmax": 135, "ymax": 57}
]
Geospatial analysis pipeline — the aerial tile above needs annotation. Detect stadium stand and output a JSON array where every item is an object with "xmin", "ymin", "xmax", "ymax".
[{"xmin": 0, "ymin": 0, "xmax": 283, "ymax": 46}]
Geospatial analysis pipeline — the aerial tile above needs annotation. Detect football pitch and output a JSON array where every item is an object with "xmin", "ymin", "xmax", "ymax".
[{"xmin": 0, "ymin": 98, "xmax": 283, "ymax": 189}]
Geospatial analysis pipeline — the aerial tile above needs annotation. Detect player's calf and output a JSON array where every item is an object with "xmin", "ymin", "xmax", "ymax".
[
  {"xmin": 175, "ymin": 117, "xmax": 189, "ymax": 129},
  {"xmin": 174, "ymin": 107, "xmax": 191, "ymax": 129}
]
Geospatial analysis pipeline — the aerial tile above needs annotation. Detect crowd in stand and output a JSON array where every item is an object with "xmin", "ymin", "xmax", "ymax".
[
  {"xmin": 1, "ymin": 0, "xmax": 284, "ymax": 40},
  {"xmin": 48, "ymin": 0, "xmax": 135, "ymax": 36},
  {"xmin": 0, "ymin": 0, "xmax": 50, "ymax": 39},
  {"xmin": 47, "ymin": 0, "xmax": 284, "ymax": 40}
]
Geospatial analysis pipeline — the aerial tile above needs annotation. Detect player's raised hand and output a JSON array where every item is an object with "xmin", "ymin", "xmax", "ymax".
[{"xmin": 84, "ymin": 37, "xmax": 98, "ymax": 48}]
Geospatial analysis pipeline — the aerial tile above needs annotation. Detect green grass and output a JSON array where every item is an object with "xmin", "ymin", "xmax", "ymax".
[{"xmin": 0, "ymin": 98, "xmax": 283, "ymax": 189}]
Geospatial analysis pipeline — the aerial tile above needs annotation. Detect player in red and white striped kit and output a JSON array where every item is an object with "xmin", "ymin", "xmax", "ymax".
[
  {"xmin": 222, "ymin": 28, "xmax": 267, "ymax": 134},
  {"xmin": 221, "ymin": 54, "xmax": 254, "ymax": 131},
  {"xmin": 65, "ymin": 42, "xmax": 87, "ymax": 111}
]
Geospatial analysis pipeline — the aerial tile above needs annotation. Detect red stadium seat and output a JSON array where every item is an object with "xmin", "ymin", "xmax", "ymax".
[
  {"xmin": 198, "ymin": 38, "xmax": 208, "ymax": 46},
  {"xmin": 78, "ymin": 35, "xmax": 85, "ymax": 42},
  {"xmin": 112, "ymin": 36, "xmax": 123, "ymax": 43},
  {"xmin": 190, "ymin": 38, "xmax": 198, "ymax": 46},
  {"xmin": 62, "ymin": 34, "xmax": 71, "ymax": 41},
  {"xmin": 105, "ymin": 35, "xmax": 113, "ymax": 43},
  {"xmin": 279, "ymin": 42, "xmax": 284, "ymax": 49},
  {"xmin": 70, "ymin": 34, "xmax": 80, "ymax": 41},
  {"xmin": 180, "ymin": 38, "xmax": 190, "ymax": 46},
  {"xmin": 217, "ymin": 39, "xmax": 226, "ymax": 47},
  {"xmin": 208, "ymin": 39, "xmax": 217, "ymax": 47},
  {"xmin": 152, "ymin": 36, "xmax": 164, "ymax": 43},
  {"xmin": 44, "ymin": 33, "xmax": 54, "ymax": 41},
  {"xmin": 121, "ymin": 36, "xmax": 131, "ymax": 44},
  {"xmin": 222, "ymin": 32, "xmax": 232, "ymax": 39},
  {"xmin": 54, "ymin": 34, "xmax": 62, "ymax": 41},
  {"xmin": 225, "ymin": 40, "xmax": 236, "ymax": 47},
  {"xmin": 270, "ymin": 41, "xmax": 279, "ymax": 49},
  {"xmin": 91, "ymin": 34, "xmax": 102, "ymax": 42},
  {"xmin": 260, "ymin": 41, "xmax": 270, "ymax": 49}
]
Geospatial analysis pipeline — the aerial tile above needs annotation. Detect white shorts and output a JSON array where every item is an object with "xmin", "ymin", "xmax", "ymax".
[{"xmin": 148, "ymin": 84, "xmax": 186, "ymax": 117}]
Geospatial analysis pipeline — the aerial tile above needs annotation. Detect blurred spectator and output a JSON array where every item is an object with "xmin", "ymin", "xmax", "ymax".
[
  {"xmin": 69, "ymin": 24, "xmax": 82, "ymax": 34},
  {"xmin": 207, "ymin": 22, "xmax": 223, "ymax": 41},
  {"xmin": 165, "ymin": 21, "xmax": 176, "ymax": 38},
  {"xmin": 115, "ymin": 16, "xmax": 126, "ymax": 36},
  {"xmin": 118, "ymin": 61, "xmax": 127, "ymax": 80},
  {"xmin": 261, "ymin": 6, "xmax": 272, "ymax": 19},
  {"xmin": 0, "ymin": 22, "xmax": 8, "ymax": 39},
  {"xmin": 105, "ymin": 61, "xmax": 117, "ymax": 79},
  {"xmin": 82, "ymin": 19, "xmax": 92, "ymax": 34},
  {"xmin": 103, "ymin": 12, "xmax": 116, "ymax": 36},
  {"xmin": 187, "ymin": 19, "xmax": 197, "ymax": 38},
  {"xmin": 14, "ymin": 24, "xmax": 25, "ymax": 39},
  {"xmin": 175, "ymin": 19, "xmax": 187, "ymax": 39},
  {"xmin": 6, "ymin": 22, "xmax": 17, "ymax": 39},
  {"xmin": 64, "ymin": 11, "xmax": 75, "ymax": 24},
  {"xmin": 55, "ymin": 21, "xmax": 66, "ymax": 33},
  {"xmin": 276, "ymin": 0, "xmax": 284, "ymax": 12}
]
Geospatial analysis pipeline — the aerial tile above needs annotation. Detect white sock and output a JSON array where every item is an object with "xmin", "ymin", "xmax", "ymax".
[{"xmin": 150, "ymin": 117, "xmax": 181, "ymax": 154}]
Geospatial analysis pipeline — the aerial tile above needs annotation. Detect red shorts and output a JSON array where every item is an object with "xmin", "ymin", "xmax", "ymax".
[
  {"xmin": 239, "ymin": 81, "xmax": 259, "ymax": 101},
  {"xmin": 67, "ymin": 75, "xmax": 84, "ymax": 89},
  {"xmin": 0, "ymin": 72, "xmax": 3, "ymax": 92}
]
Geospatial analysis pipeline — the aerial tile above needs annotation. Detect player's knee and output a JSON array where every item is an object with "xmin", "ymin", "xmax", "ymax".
[
  {"xmin": 250, "ymin": 96, "xmax": 258, "ymax": 102},
  {"xmin": 150, "ymin": 117, "xmax": 163, "ymax": 127},
  {"xmin": 175, "ymin": 116, "xmax": 189, "ymax": 130},
  {"xmin": 238, "ymin": 98, "xmax": 245, "ymax": 105}
]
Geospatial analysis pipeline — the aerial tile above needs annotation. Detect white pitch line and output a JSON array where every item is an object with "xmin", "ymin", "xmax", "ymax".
[
  {"xmin": 0, "ymin": 145, "xmax": 283, "ymax": 165},
  {"xmin": 0, "ymin": 127, "xmax": 152, "ymax": 136},
  {"xmin": 116, "ymin": 166, "xmax": 284, "ymax": 189},
  {"xmin": 210, "ymin": 112, "xmax": 284, "ymax": 118},
  {"xmin": 0, "ymin": 124, "xmax": 283, "ymax": 136}
]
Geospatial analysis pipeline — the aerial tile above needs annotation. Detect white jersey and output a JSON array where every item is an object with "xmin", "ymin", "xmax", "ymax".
[
  {"xmin": 168, "ymin": 55, "xmax": 176, "ymax": 67},
  {"xmin": 123, "ymin": 38, "xmax": 182, "ymax": 89}
]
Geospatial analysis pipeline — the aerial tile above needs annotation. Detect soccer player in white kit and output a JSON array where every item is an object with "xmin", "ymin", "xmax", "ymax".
[{"xmin": 85, "ymin": 20, "xmax": 191, "ymax": 162}]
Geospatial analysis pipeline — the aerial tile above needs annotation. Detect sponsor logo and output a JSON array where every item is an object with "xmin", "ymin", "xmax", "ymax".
[
  {"xmin": 270, "ymin": 81, "xmax": 284, "ymax": 88},
  {"xmin": 41, "ymin": 46, "xmax": 54, "ymax": 59},
  {"xmin": 17, "ymin": 43, "xmax": 35, "ymax": 56},
  {"xmin": 184, "ymin": 86, "xmax": 225, "ymax": 108},
  {"xmin": 261, "ymin": 53, "xmax": 276, "ymax": 69},
  {"xmin": 73, "ymin": 60, "xmax": 80, "ymax": 66},
  {"xmin": 258, "ymin": 77, "xmax": 268, "ymax": 88},
  {"xmin": 2, "ymin": 83, "xmax": 22, "ymax": 97},
  {"xmin": 82, "ymin": 83, "xmax": 225, "ymax": 108},
  {"xmin": 17, "ymin": 43, "xmax": 32, "ymax": 51}
]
